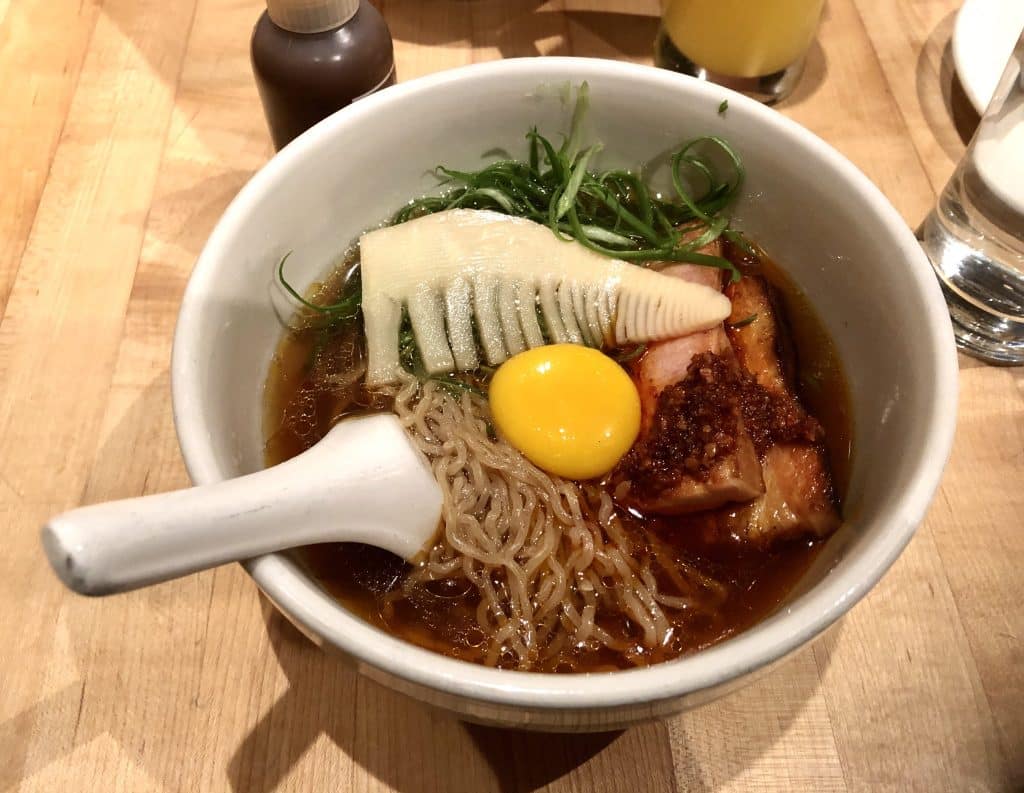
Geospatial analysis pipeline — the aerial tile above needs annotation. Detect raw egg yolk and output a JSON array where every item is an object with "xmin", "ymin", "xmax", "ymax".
[{"xmin": 489, "ymin": 344, "xmax": 641, "ymax": 480}]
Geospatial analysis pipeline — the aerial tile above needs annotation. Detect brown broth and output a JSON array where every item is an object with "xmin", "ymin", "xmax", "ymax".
[
  {"xmin": 757, "ymin": 255, "xmax": 854, "ymax": 492},
  {"xmin": 263, "ymin": 242, "xmax": 853, "ymax": 672}
]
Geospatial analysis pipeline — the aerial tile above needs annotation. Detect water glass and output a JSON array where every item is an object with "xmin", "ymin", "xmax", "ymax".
[
  {"xmin": 919, "ymin": 31, "xmax": 1024, "ymax": 364},
  {"xmin": 654, "ymin": 0, "xmax": 825, "ymax": 104}
]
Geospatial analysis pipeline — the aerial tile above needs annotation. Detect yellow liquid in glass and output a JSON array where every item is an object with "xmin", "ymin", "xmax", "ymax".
[{"xmin": 661, "ymin": 0, "xmax": 824, "ymax": 78}]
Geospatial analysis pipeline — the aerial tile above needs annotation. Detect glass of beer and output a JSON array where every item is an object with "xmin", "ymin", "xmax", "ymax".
[{"xmin": 655, "ymin": 0, "xmax": 825, "ymax": 104}]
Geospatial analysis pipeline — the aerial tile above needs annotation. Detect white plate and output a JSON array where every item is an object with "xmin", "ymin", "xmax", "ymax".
[{"xmin": 953, "ymin": 0, "xmax": 1024, "ymax": 114}]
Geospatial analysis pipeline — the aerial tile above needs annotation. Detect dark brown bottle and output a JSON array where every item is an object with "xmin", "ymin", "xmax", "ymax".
[{"xmin": 251, "ymin": 0, "xmax": 396, "ymax": 150}]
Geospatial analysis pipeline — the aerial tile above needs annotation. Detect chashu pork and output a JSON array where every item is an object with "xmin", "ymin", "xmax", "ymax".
[
  {"xmin": 613, "ymin": 251, "xmax": 840, "ymax": 543},
  {"xmin": 724, "ymin": 275, "xmax": 841, "ymax": 541},
  {"xmin": 613, "ymin": 260, "xmax": 765, "ymax": 514}
]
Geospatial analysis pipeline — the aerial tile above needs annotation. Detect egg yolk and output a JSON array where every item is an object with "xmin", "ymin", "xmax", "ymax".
[{"xmin": 489, "ymin": 344, "xmax": 641, "ymax": 480}]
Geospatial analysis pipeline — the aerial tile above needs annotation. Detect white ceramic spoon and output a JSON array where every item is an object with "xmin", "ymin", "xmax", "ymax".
[{"xmin": 41, "ymin": 414, "xmax": 443, "ymax": 596}]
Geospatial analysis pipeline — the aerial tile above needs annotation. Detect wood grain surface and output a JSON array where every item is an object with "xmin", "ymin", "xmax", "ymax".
[{"xmin": 1, "ymin": 0, "xmax": 1021, "ymax": 790}]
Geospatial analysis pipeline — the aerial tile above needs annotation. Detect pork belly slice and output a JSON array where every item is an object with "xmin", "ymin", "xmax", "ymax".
[
  {"xmin": 634, "ymin": 324, "xmax": 729, "ymax": 432},
  {"xmin": 724, "ymin": 275, "xmax": 841, "ymax": 541},
  {"xmin": 613, "ymin": 259, "xmax": 765, "ymax": 514},
  {"xmin": 746, "ymin": 445, "xmax": 840, "ymax": 540},
  {"xmin": 725, "ymin": 274, "xmax": 793, "ymax": 394},
  {"xmin": 632, "ymin": 261, "xmax": 730, "ymax": 432},
  {"xmin": 617, "ymin": 352, "xmax": 765, "ymax": 513}
]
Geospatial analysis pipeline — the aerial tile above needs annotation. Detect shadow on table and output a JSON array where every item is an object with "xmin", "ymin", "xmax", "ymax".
[
  {"xmin": 384, "ymin": 0, "xmax": 660, "ymax": 61},
  {"xmin": 0, "ymin": 372, "xmax": 193, "ymax": 792},
  {"xmin": 916, "ymin": 8, "xmax": 981, "ymax": 162},
  {"xmin": 97, "ymin": 0, "xmax": 274, "ymax": 167},
  {"xmin": 225, "ymin": 596, "xmax": 838, "ymax": 793},
  {"xmin": 774, "ymin": 38, "xmax": 828, "ymax": 110},
  {"xmin": 102, "ymin": 0, "xmax": 663, "ymax": 82}
]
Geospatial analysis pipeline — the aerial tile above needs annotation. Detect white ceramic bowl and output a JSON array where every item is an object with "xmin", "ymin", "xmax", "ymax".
[{"xmin": 172, "ymin": 58, "xmax": 958, "ymax": 731}]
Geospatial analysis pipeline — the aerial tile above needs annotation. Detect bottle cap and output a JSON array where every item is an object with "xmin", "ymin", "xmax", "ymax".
[{"xmin": 266, "ymin": 0, "xmax": 359, "ymax": 34}]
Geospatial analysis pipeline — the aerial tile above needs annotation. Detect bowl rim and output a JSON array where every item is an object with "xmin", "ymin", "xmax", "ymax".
[{"xmin": 172, "ymin": 56, "xmax": 958, "ymax": 710}]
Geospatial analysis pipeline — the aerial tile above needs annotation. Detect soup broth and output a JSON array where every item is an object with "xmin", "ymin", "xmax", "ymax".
[{"xmin": 262, "ymin": 239, "xmax": 851, "ymax": 672}]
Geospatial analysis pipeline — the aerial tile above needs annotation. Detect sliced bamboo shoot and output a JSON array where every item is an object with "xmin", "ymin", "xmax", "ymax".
[
  {"xmin": 498, "ymin": 279, "xmax": 527, "ymax": 356},
  {"xmin": 517, "ymin": 281, "xmax": 545, "ymax": 349},
  {"xmin": 444, "ymin": 276, "xmax": 478, "ymax": 371},
  {"xmin": 360, "ymin": 209, "xmax": 731, "ymax": 385}
]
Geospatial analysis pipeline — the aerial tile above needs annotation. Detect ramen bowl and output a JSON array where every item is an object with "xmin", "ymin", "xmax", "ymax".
[{"xmin": 172, "ymin": 57, "xmax": 957, "ymax": 731}]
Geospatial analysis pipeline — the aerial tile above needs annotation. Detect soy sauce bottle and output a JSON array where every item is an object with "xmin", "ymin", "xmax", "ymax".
[{"xmin": 251, "ymin": 0, "xmax": 396, "ymax": 150}]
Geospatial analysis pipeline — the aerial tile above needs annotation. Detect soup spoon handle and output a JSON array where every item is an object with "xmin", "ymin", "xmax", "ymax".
[{"xmin": 41, "ymin": 414, "xmax": 442, "ymax": 596}]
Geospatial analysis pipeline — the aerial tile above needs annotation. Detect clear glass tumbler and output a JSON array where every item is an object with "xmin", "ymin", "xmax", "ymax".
[
  {"xmin": 654, "ymin": 0, "xmax": 825, "ymax": 104},
  {"xmin": 919, "ymin": 31, "xmax": 1024, "ymax": 364}
]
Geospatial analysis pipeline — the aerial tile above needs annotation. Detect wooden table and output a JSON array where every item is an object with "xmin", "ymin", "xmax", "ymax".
[{"xmin": 1, "ymin": 0, "xmax": 1021, "ymax": 790}]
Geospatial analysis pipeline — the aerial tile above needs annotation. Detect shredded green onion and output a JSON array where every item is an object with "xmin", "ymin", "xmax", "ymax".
[
  {"xmin": 723, "ymin": 228, "xmax": 756, "ymax": 256},
  {"xmin": 277, "ymin": 252, "xmax": 360, "ymax": 318},
  {"xmin": 730, "ymin": 313, "xmax": 758, "ymax": 328},
  {"xmin": 392, "ymin": 83, "xmax": 744, "ymax": 280},
  {"xmin": 613, "ymin": 344, "xmax": 647, "ymax": 364}
]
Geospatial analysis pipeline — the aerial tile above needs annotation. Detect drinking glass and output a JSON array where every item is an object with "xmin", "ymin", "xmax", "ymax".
[
  {"xmin": 919, "ymin": 31, "xmax": 1024, "ymax": 364},
  {"xmin": 654, "ymin": 0, "xmax": 825, "ymax": 104}
]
